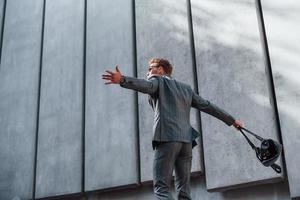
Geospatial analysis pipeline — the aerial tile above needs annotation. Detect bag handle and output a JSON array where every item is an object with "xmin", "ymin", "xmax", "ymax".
[
  {"xmin": 239, "ymin": 127, "xmax": 264, "ymax": 141},
  {"xmin": 239, "ymin": 127, "xmax": 257, "ymax": 150},
  {"xmin": 238, "ymin": 127, "xmax": 263, "ymax": 150}
]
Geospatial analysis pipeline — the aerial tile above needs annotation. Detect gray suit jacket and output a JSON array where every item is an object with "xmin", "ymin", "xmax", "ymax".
[{"xmin": 120, "ymin": 75, "xmax": 235, "ymax": 148}]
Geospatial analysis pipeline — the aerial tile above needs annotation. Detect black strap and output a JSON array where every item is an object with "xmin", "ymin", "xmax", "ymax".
[
  {"xmin": 239, "ymin": 128, "xmax": 257, "ymax": 150},
  {"xmin": 239, "ymin": 127, "xmax": 264, "ymax": 141},
  {"xmin": 238, "ymin": 127, "xmax": 264, "ymax": 150}
]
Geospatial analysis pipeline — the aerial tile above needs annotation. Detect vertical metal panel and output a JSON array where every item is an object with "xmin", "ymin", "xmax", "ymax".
[
  {"xmin": 0, "ymin": 0, "xmax": 43, "ymax": 199},
  {"xmin": 85, "ymin": 0, "xmax": 138, "ymax": 191},
  {"xmin": 191, "ymin": 0, "xmax": 283, "ymax": 191},
  {"xmin": 35, "ymin": 0, "xmax": 84, "ymax": 198},
  {"xmin": 260, "ymin": 0, "xmax": 300, "ymax": 198},
  {"xmin": 136, "ymin": 0, "xmax": 202, "ymax": 182}
]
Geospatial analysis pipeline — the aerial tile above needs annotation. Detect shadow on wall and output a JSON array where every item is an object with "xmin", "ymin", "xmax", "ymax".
[
  {"xmin": 95, "ymin": 0, "xmax": 296, "ymax": 197},
  {"xmin": 139, "ymin": 0, "xmax": 298, "ymax": 192},
  {"xmin": 262, "ymin": 1, "xmax": 300, "ymax": 127}
]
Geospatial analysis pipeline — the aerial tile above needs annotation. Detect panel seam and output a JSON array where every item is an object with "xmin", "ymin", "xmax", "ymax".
[
  {"xmin": 132, "ymin": 0, "xmax": 141, "ymax": 185},
  {"xmin": 33, "ymin": 0, "xmax": 47, "ymax": 199},
  {"xmin": 82, "ymin": 0, "xmax": 87, "ymax": 195},
  {"xmin": 0, "ymin": 0, "xmax": 7, "ymax": 66},
  {"xmin": 255, "ymin": 0, "xmax": 286, "ymax": 173}
]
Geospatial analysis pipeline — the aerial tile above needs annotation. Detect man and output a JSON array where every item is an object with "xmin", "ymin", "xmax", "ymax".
[{"xmin": 102, "ymin": 58, "xmax": 242, "ymax": 200}]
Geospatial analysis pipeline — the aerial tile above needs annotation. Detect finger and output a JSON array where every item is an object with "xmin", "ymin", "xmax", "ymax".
[
  {"xmin": 102, "ymin": 75, "xmax": 112, "ymax": 78},
  {"xmin": 102, "ymin": 72, "xmax": 111, "ymax": 76},
  {"xmin": 115, "ymin": 65, "xmax": 120, "ymax": 72},
  {"xmin": 235, "ymin": 125, "xmax": 242, "ymax": 131},
  {"xmin": 105, "ymin": 81, "xmax": 114, "ymax": 85},
  {"xmin": 236, "ymin": 126, "xmax": 241, "ymax": 130},
  {"xmin": 105, "ymin": 70, "xmax": 114, "ymax": 75},
  {"xmin": 102, "ymin": 77, "xmax": 112, "ymax": 80}
]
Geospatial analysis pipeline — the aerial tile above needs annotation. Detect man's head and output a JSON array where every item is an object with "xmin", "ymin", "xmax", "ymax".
[{"xmin": 147, "ymin": 58, "xmax": 173, "ymax": 78}]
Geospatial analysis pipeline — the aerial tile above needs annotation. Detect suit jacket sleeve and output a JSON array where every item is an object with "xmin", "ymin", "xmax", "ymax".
[
  {"xmin": 119, "ymin": 75, "xmax": 159, "ymax": 95},
  {"xmin": 191, "ymin": 91, "xmax": 235, "ymax": 126}
]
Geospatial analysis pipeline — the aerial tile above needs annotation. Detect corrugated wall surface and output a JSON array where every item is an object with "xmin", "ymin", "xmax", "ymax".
[{"xmin": 0, "ymin": 0, "xmax": 298, "ymax": 199}]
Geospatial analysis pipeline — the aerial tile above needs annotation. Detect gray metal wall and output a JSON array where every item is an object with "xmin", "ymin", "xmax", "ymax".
[{"xmin": 0, "ymin": 0, "xmax": 298, "ymax": 199}]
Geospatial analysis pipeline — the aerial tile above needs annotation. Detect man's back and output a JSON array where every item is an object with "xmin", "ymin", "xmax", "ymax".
[
  {"xmin": 148, "ymin": 75, "xmax": 197, "ymax": 143},
  {"xmin": 119, "ymin": 74, "xmax": 235, "ymax": 145}
]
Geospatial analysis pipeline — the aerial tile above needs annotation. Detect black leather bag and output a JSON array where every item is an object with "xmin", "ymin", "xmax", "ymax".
[{"xmin": 239, "ymin": 127, "xmax": 282, "ymax": 173}]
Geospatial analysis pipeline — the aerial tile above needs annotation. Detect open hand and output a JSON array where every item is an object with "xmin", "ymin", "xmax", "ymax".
[{"xmin": 102, "ymin": 65, "xmax": 122, "ymax": 84}]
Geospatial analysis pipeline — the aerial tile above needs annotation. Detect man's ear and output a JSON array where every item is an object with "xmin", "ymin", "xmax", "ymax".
[{"xmin": 158, "ymin": 66, "xmax": 165, "ymax": 74}]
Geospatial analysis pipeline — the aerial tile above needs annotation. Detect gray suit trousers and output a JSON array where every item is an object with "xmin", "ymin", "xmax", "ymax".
[{"xmin": 153, "ymin": 142, "xmax": 192, "ymax": 200}]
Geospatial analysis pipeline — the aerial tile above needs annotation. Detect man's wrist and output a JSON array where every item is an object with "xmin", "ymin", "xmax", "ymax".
[{"xmin": 119, "ymin": 75, "xmax": 126, "ymax": 85}]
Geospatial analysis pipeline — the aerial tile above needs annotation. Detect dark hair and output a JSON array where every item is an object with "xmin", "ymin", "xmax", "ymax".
[{"xmin": 149, "ymin": 58, "xmax": 173, "ymax": 75}]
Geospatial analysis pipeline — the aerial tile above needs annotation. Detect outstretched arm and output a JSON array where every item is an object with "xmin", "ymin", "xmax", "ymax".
[
  {"xmin": 102, "ymin": 65, "xmax": 158, "ymax": 95},
  {"xmin": 191, "ymin": 91, "xmax": 242, "ymax": 129}
]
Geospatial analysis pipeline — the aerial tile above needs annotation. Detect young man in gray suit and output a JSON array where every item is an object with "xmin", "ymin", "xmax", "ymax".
[{"xmin": 102, "ymin": 58, "xmax": 242, "ymax": 200}]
